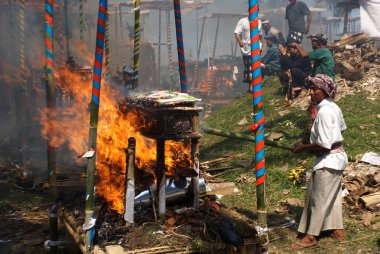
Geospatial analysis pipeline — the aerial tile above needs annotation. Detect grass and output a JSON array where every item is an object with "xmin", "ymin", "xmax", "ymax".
[{"xmin": 200, "ymin": 76, "xmax": 380, "ymax": 253}]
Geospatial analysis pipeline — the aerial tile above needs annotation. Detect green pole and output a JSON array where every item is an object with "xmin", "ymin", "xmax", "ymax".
[{"xmin": 84, "ymin": 0, "xmax": 108, "ymax": 252}]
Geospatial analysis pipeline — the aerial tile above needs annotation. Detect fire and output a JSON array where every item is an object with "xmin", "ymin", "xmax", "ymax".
[{"xmin": 37, "ymin": 56, "xmax": 192, "ymax": 214}]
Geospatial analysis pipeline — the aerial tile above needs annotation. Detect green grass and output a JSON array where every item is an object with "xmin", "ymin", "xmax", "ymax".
[{"xmin": 200, "ymin": 76, "xmax": 380, "ymax": 253}]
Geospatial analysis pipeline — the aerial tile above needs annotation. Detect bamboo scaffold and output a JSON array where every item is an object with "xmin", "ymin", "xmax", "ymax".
[
  {"xmin": 84, "ymin": 0, "xmax": 108, "ymax": 252},
  {"xmin": 248, "ymin": 0, "xmax": 267, "ymax": 226}
]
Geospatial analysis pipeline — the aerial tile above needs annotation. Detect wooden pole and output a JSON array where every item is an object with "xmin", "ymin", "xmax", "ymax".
[
  {"xmin": 249, "ymin": 0, "xmax": 267, "ymax": 226},
  {"xmin": 84, "ymin": 1, "xmax": 107, "ymax": 252},
  {"xmin": 343, "ymin": 4, "xmax": 349, "ymax": 34},
  {"xmin": 124, "ymin": 137, "xmax": 136, "ymax": 223}
]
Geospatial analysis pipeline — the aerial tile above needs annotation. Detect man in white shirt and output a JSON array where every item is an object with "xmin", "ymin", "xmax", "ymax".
[
  {"xmin": 234, "ymin": 17, "xmax": 262, "ymax": 88},
  {"xmin": 292, "ymin": 74, "xmax": 347, "ymax": 250}
]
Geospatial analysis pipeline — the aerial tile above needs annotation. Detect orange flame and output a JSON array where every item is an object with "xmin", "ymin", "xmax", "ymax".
[{"xmin": 37, "ymin": 59, "xmax": 191, "ymax": 214}]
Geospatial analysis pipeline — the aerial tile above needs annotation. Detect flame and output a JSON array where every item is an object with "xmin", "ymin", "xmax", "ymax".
[{"xmin": 36, "ymin": 52, "xmax": 192, "ymax": 214}]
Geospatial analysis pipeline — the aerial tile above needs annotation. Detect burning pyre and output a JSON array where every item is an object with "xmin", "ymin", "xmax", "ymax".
[{"xmin": 38, "ymin": 67, "xmax": 193, "ymax": 214}]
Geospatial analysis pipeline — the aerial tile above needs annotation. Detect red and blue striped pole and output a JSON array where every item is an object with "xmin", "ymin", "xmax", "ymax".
[
  {"xmin": 173, "ymin": 0, "xmax": 187, "ymax": 93},
  {"xmin": 84, "ymin": 0, "xmax": 107, "ymax": 252},
  {"xmin": 248, "ymin": 0, "xmax": 267, "ymax": 226},
  {"xmin": 45, "ymin": 0, "xmax": 57, "ymax": 197}
]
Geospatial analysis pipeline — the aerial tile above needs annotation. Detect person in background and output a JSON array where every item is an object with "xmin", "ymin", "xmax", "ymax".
[
  {"xmin": 261, "ymin": 19, "xmax": 286, "ymax": 46},
  {"xmin": 278, "ymin": 38, "xmax": 312, "ymax": 102},
  {"xmin": 288, "ymin": 33, "xmax": 335, "ymax": 79},
  {"xmin": 234, "ymin": 17, "xmax": 262, "ymax": 89},
  {"xmin": 286, "ymin": 0, "xmax": 312, "ymax": 44},
  {"xmin": 292, "ymin": 74, "xmax": 347, "ymax": 250},
  {"xmin": 261, "ymin": 34, "xmax": 280, "ymax": 77}
]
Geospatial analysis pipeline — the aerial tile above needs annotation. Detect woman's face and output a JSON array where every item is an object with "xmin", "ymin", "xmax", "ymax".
[{"xmin": 310, "ymin": 87, "xmax": 327, "ymax": 104}]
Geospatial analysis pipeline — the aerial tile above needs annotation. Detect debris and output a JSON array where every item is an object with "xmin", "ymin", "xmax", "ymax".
[
  {"xmin": 206, "ymin": 182, "xmax": 237, "ymax": 196},
  {"xmin": 282, "ymin": 189, "xmax": 290, "ymax": 195},
  {"xmin": 267, "ymin": 132, "xmax": 283, "ymax": 141},
  {"xmin": 361, "ymin": 212, "xmax": 375, "ymax": 227},
  {"xmin": 237, "ymin": 117, "xmax": 248, "ymax": 126},
  {"xmin": 288, "ymin": 166, "xmax": 306, "ymax": 186},
  {"xmin": 219, "ymin": 218, "xmax": 244, "ymax": 247},
  {"xmin": 359, "ymin": 192, "xmax": 380, "ymax": 209},
  {"xmin": 285, "ymin": 198, "xmax": 302, "ymax": 206},
  {"xmin": 361, "ymin": 152, "xmax": 380, "ymax": 166}
]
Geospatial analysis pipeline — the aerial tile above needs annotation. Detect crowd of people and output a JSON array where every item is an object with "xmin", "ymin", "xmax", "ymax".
[{"xmin": 234, "ymin": 0, "xmax": 347, "ymax": 251}]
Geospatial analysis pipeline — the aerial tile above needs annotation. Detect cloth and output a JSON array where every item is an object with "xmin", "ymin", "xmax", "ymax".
[
  {"xmin": 234, "ymin": 17, "xmax": 262, "ymax": 55},
  {"xmin": 360, "ymin": 0, "xmax": 380, "ymax": 37},
  {"xmin": 280, "ymin": 54, "xmax": 311, "ymax": 74},
  {"xmin": 306, "ymin": 74, "xmax": 337, "ymax": 99},
  {"xmin": 308, "ymin": 48, "xmax": 335, "ymax": 80},
  {"xmin": 287, "ymin": 31, "xmax": 304, "ymax": 44},
  {"xmin": 242, "ymin": 55, "xmax": 252, "ymax": 81},
  {"xmin": 264, "ymin": 26, "xmax": 286, "ymax": 45},
  {"xmin": 310, "ymin": 98, "xmax": 348, "ymax": 171},
  {"xmin": 285, "ymin": 0, "xmax": 311, "ymax": 33},
  {"xmin": 298, "ymin": 168, "xmax": 344, "ymax": 236},
  {"xmin": 262, "ymin": 44, "xmax": 280, "ymax": 71}
]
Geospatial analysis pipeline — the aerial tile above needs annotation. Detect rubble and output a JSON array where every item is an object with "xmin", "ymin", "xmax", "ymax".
[{"xmin": 331, "ymin": 33, "xmax": 380, "ymax": 100}]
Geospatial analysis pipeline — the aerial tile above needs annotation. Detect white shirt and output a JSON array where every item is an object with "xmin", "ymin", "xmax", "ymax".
[
  {"xmin": 311, "ymin": 98, "xmax": 348, "ymax": 171},
  {"xmin": 234, "ymin": 17, "xmax": 262, "ymax": 55}
]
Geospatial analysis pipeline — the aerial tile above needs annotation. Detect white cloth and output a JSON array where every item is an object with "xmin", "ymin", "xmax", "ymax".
[
  {"xmin": 234, "ymin": 17, "xmax": 262, "ymax": 55},
  {"xmin": 310, "ymin": 98, "xmax": 348, "ymax": 171},
  {"xmin": 360, "ymin": 0, "xmax": 380, "ymax": 37}
]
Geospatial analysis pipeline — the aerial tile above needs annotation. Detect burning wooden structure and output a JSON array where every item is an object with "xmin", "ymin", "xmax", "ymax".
[{"xmin": 121, "ymin": 91, "xmax": 203, "ymax": 219}]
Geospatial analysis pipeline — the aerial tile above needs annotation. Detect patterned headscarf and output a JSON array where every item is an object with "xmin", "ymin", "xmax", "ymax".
[{"xmin": 306, "ymin": 74, "xmax": 337, "ymax": 99}]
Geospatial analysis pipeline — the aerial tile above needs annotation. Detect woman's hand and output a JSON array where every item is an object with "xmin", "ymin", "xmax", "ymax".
[{"xmin": 293, "ymin": 143, "xmax": 305, "ymax": 153}]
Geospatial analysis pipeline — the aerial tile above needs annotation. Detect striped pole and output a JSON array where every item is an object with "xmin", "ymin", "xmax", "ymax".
[
  {"xmin": 79, "ymin": 0, "xmax": 84, "ymax": 41},
  {"xmin": 105, "ymin": 9, "xmax": 111, "ymax": 81},
  {"xmin": 173, "ymin": 0, "xmax": 187, "ymax": 93},
  {"xmin": 248, "ymin": 0, "xmax": 267, "ymax": 226},
  {"xmin": 132, "ymin": 0, "xmax": 140, "ymax": 89},
  {"xmin": 84, "ymin": 0, "xmax": 107, "ymax": 252},
  {"xmin": 45, "ymin": 0, "xmax": 57, "ymax": 198}
]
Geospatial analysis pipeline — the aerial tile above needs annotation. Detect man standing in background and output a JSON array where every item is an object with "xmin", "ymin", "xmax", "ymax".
[
  {"xmin": 286, "ymin": 0, "xmax": 312, "ymax": 44},
  {"xmin": 234, "ymin": 17, "xmax": 262, "ymax": 89}
]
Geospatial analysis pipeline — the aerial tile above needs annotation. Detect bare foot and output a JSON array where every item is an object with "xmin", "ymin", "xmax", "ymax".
[
  {"xmin": 291, "ymin": 235, "xmax": 318, "ymax": 250},
  {"xmin": 330, "ymin": 229, "xmax": 344, "ymax": 241}
]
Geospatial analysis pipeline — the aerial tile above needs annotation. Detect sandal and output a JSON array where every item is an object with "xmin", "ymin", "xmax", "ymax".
[{"xmin": 291, "ymin": 241, "xmax": 318, "ymax": 250}]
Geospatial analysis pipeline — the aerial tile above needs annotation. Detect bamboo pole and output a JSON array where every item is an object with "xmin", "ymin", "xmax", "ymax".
[
  {"xmin": 173, "ymin": 0, "xmax": 188, "ymax": 93},
  {"xmin": 248, "ymin": 0, "xmax": 267, "ymax": 226},
  {"xmin": 132, "ymin": 0, "xmax": 140, "ymax": 89},
  {"xmin": 193, "ymin": 17, "xmax": 205, "ymax": 89},
  {"xmin": 84, "ymin": 1, "xmax": 108, "ymax": 253},
  {"xmin": 45, "ymin": 0, "xmax": 57, "ymax": 198},
  {"xmin": 202, "ymin": 127, "xmax": 293, "ymax": 150},
  {"xmin": 166, "ymin": 10, "xmax": 174, "ymax": 89},
  {"xmin": 158, "ymin": 9, "xmax": 162, "ymax": 88}
]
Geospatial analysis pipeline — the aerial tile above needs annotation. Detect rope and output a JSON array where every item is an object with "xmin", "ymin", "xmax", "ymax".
[
  {"xmin": 249, "ymin": 0, "xmax": 265, "ymax": 186},
  {"xmin": 132, "ymin": 0, "xmax": 140, "ymax": 89},
  {"xmin": 193, "ymin": 18, "xmax": 205, "ymax": 89},
  {"xmin": 173, "ymin": 0, "xmax": 187, "ymax": 93},
  {"xmin": 166, "ymin": 10, "xmax": 174, "ymax": 89}
]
